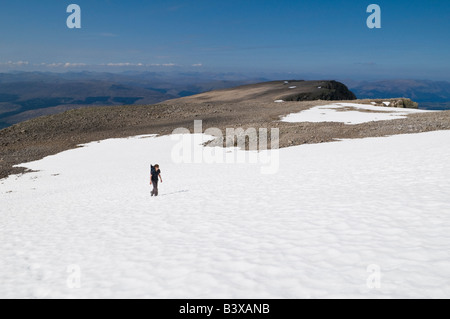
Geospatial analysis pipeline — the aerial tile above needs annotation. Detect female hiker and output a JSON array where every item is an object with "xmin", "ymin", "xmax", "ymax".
[{"xmin": 150, "ymin": 164, "xmax": 163, "ymax": 196}]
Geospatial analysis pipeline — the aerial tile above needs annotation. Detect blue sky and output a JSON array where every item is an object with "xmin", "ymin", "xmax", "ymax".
[{"xmin": 0, "ymin": 0, "xmax": 449, "ymax": 80}]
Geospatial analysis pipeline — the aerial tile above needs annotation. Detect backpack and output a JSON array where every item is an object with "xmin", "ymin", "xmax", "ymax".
[{"xmin": 151, "ymin": 165, "xmax": 156, "ymax": 175}]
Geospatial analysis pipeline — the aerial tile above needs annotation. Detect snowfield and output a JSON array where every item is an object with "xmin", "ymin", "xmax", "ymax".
[
  {"xmin": 281, "ymin": 103, "xmax": 430, "ymax": 125},
  {"xmin": 1, "ymin": 131, "xmax": 450, "ymax": 299}
]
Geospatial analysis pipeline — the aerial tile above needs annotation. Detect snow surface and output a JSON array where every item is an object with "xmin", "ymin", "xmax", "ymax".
[
  {"xmin": 274, "ymin": 100, "xmax": 284, "ymax": 103},
  {"xmin": 281, "ymin": 103, "xmax": 430, "ymax": 125},
  {"xmin": 1, "ymin": 131, "xmax": 450, "ymax": 298}
]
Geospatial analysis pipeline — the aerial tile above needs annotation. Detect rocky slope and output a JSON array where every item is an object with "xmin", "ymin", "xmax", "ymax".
[{"xmin": 1, "ymin": 80, "xmax": 449, "ymax": 179}]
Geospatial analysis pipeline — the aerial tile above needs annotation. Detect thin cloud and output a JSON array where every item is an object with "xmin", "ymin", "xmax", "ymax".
[
  {"xmin": 149, "ymin": 63, "xmax": 177, "ymax": 67},
  {"xmin": 105, "ymin": 63, "xmax": 145, "ymax": 67},
  {"xmin": 64, "ymin": 63, "xmax": 87, "ymax": 67},
  {"xmin": 43, "ymin": 62, "xmax": 87, "ymax": 68},
  {"xmin": 0, "ymin": 61, "xmax": 29, "ymax": 66},
  {"xmin": 102, "ymin": 63, "xmax": 177, "ymax": 67},
  {"xmin": 6, "ymin": 62, "xmax": 181, "ymax": 69}
]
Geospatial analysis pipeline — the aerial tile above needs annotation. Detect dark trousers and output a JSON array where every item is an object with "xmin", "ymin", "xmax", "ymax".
[{"xmin": 151, "ymin": 180, "xmax": 159, "ymax": 196}]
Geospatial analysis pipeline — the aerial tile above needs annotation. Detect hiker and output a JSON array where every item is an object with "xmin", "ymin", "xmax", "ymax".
[{"xmin": 150, "ymin": 164, "xmax": 163, "ymax": 196}]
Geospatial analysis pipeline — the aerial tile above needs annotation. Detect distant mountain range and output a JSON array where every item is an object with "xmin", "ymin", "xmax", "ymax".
[
  {"xmin": 1, "ymin": 73, "xmax": 449, "ymax": 129},
  {"xmin": 0, "ymin": 72, "xmax": 262, "ymax": 129},
  {"xmin": 345, "ymin": 79, "xmax": 450, "ymax": 110}
]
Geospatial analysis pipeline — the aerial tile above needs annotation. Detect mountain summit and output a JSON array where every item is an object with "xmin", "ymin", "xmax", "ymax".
[{"xmin": 174, "ymin": 80, "xmax": 356, "ymax": 103}]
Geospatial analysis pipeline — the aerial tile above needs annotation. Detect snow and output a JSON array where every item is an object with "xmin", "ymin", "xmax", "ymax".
[
  {"xmin": 1, "ymin": 131, "xmax": 450, "ymax": 299},
  {"xmin": 274, "ymin": 100, "xmax": 284, "ymax": 103},
  {"xmin": 383, "ymin": 102, "xmax": 391, "ymax": 106},
  {"xmin": 289, "ymin": 86, "xmax": 297, "ymax": 89},
  {"xmin": 281, "ymin": 103, "xmax": 430, "ymax": 125}
]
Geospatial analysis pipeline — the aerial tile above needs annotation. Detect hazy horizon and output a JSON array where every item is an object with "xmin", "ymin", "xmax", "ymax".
[{"xmin": 0, "ymin": 69, "xmax": 449, "ymax": 84}]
